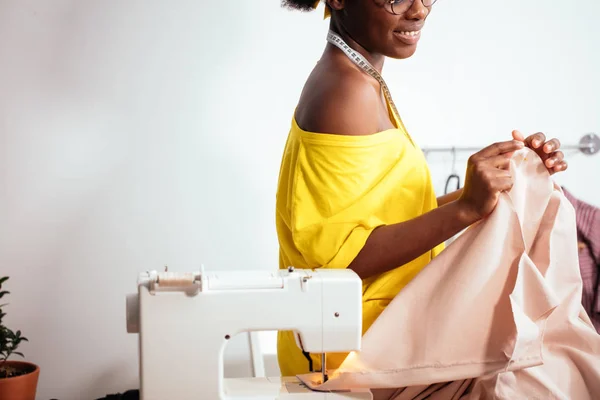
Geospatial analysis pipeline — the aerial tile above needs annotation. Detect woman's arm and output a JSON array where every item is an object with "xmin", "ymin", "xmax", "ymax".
[
  {"xmin": 348, "ymin": 199, "xmax": 477, "ymax": 280},
  {"xmin": 349, "ymin": 140, "xmax": 523, "ymax": 280}
]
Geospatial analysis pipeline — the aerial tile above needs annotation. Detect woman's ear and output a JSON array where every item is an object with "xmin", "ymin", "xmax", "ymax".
[{"xmin": 327, "ymin": 0, "xmax": 345, "ymax": 12}]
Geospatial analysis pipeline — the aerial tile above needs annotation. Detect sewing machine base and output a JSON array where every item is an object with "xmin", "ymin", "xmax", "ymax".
[
  {"xmin": 96, "ymin": 378, "xmax": 372, "ymax": 400},
  {"xmin": 223, "ymin": 377, "xmax": 372, "ymax": 399}
]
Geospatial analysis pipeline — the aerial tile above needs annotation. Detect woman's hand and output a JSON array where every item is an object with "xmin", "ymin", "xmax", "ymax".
[
  {"xmin": 512, "ymin": 130, "xmax": 568, "ymax": 175},
  {"xmin": 458, "ymin": 140, "xmax": 524, "ymax": 221}
]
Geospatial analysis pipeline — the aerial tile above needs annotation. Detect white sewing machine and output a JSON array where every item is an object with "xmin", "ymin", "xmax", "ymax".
[{"xmin": 126, "ymin": 266, "xmax": 373, "ymax": 399}]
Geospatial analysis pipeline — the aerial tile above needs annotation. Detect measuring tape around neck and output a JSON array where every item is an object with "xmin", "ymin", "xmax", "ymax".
[{"xmin": 326, "ymin": 30, "xmax": 400, "ymax": 122}]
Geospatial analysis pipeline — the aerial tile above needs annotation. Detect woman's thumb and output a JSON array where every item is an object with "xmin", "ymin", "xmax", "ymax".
[{"xmin": 512, "ymin": 130, "xmax": 525, "ymax": 141}]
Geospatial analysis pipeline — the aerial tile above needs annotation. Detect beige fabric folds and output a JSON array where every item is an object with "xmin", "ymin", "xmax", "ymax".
[{"xmin": 298, "ymin": 148, "xmax": 600, "ymax": 399}]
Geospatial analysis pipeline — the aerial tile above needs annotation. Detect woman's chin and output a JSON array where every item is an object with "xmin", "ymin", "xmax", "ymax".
[{"xmin": 388, "ymin": 46, "xmax": 419, "ymax": 60}]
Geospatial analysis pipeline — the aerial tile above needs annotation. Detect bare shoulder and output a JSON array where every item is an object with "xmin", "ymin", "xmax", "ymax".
[{"xmin": 294, "ymin": 61, "xmax": 383, "ymax": 136}]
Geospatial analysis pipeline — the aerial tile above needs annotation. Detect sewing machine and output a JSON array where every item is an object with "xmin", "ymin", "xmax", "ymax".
[{"xmin": 126, "ymin": 266, "xmax": 373, "ymax": 399}]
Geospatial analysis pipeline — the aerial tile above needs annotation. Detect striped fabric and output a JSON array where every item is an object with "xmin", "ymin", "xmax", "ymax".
[{"xmin": 563, "ymin": 187, "xmax": 600, "ymax": 333}]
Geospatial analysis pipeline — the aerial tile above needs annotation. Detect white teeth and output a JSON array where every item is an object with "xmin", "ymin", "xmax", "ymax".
[{"xmin": 400, "ymin": 31, "xmax": 420, "ymax": 36}]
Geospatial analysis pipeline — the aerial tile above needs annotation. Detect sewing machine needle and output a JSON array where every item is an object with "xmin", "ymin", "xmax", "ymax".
[{"xmin": 322, "ymin": 354, "xmax": 328, "ymax": 383}]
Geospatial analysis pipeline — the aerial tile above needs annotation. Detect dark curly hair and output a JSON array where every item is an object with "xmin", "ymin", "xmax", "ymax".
[{"xmin": 281, "ymin": 0, "xmax": 321, "ymax": 12}]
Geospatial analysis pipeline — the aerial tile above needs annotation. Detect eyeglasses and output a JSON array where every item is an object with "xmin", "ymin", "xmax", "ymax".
[{"xmin": 379, "ymin": 0, "xmax": 438, "ymax": 15}]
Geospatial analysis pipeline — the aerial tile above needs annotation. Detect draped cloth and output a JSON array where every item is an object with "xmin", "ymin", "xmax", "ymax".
[{"xmin": 298, "ymin": 148, "xmax": 600, "ymax": 399}]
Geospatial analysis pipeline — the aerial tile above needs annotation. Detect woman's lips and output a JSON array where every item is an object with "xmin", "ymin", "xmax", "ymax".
[{"xmin": 393, "ymin": 30, "xmax": 421, "ymax": 45}]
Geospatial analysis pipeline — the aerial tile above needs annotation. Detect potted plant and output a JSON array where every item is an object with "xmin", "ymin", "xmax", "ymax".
[{"xmin": 0, "ymin": 276, "xmax": 39, "ymax": 400}]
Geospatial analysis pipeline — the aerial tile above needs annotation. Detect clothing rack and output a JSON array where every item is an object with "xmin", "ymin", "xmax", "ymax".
[{"xmin": 421, "ymin": 133, "xmax": 600, "ymax": 156}]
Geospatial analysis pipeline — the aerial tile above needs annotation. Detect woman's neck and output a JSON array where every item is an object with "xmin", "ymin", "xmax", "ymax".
[{"xmin": 327, "ymin": 23, "xmax": 385, "ymax": 73}]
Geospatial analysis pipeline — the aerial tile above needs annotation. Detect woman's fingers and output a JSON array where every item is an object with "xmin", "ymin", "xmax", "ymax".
[
  {"xmin": 514, "ymin": 130, "xmax": 562, "ymax": 155},
  {"xmin": 551, "ymin": 161, "xmax": 568, "ymax": 175},
  {"xmin": 485, "ymin": 154, "xmax": 513, "ymax": 169},
  {"xmin": 495, "ymin": 176, "xmax": 515, "ymax": 192},
  {"xmin": 544, "ymin": 150, "xmax": 564, "ymax": 168},
  {"xmin": 543, "ymin": 138, "xmax": 561, "ymax": 154},
  {"xmin": 525, "ymin": 132, "xmax": 547, "ymax": 149},
  {"xmin": 477, "ymin": 140, "xmax": 524, "ymax": 159},
  {"xmin": 512, "ymin": 130, "xmax": 525, "ymax": 142}
]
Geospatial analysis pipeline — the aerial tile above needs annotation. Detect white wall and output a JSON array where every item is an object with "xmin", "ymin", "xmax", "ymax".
[{"xmin": 1, "ymin": 1, "xmax": 598, "ymax": 399}]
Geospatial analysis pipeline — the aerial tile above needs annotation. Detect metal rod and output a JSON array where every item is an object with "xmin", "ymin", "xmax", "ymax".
[
  {"xmin": 421, "ymin": 133, "xmax": 599, "ymax": 156},
  {"xmin": 422, "ymin": 144, "xmax": 594, "ymax": 153}
]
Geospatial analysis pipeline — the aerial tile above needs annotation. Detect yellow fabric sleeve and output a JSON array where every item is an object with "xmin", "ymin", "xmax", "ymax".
[{"xmin": 289, "ymin": 134, "xmax": 403, "ymax": 270}]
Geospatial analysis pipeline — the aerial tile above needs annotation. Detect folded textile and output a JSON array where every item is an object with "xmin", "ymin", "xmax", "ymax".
[{"xmin": 298, "ymin": 148, "xmax": 600, "ymax": 399}]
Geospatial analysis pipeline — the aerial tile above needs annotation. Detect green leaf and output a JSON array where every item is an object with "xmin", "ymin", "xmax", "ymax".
[
  {"xmin": 0, "ymin": 277, "xmax": 8, "ymax": 285},
  {"xmin": 0, "ymin": 291, "xmax": 10, "ymax": 299},
  {"xmin": 12, "ymin": 352, "xmax": 24, "ymax": 358}
]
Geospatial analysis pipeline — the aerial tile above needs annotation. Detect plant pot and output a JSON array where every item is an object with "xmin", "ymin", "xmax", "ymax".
[{"xmin": 0, "ymin": 361, "xmax": 40, "ymax": 400}]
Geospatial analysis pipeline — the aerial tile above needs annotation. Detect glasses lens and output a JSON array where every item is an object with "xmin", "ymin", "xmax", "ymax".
[{"xmin": 390, "ymin": 0, "xmax": 407, "ymax": 15}]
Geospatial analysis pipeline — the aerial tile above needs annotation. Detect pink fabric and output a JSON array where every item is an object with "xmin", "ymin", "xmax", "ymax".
[{"xmin": 298, "ymin": 148, "xmax": 600, "ymax": 399}]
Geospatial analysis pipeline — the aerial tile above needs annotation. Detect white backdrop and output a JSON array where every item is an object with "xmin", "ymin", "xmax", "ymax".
[{"xmin": 1, "ymin": 1, "xmax": 598, "ymax": 399}]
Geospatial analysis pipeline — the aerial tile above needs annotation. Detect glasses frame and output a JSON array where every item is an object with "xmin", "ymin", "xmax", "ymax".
[{"xmin": 380, "ymin": 0, "xmax": 438, "ymax": 15}]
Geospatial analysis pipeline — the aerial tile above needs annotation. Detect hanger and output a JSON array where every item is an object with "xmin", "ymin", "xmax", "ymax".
[{"xmin": 444, "ymin": 147, "xmax": 461, "ymax": 195}]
